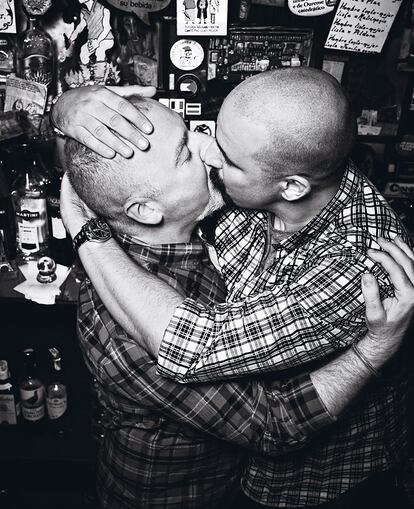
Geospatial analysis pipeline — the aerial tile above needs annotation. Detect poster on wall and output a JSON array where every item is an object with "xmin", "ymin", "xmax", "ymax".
[
  {"xmin": 177, "ymin": 0, "xmax": 228, "ymax": 36},
  {"xmin": 0, "ymin": 0, "xmax": 17, "ymax": 34},
  {"xmin": 288, "ymin": 0, "xmax": 336, "ymax": 17},
  {"xmin": 325, "ymin": 0, "xmax": 403, "ymax": 54}
]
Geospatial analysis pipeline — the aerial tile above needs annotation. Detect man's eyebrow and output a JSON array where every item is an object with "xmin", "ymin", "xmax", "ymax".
[
  {"xmin": 215, "ymin": 138, "xmax": 238, "ymax": 168},
  {"xmin": 174, "ymin": 129, "xmax": 189, "ymax": 166}
]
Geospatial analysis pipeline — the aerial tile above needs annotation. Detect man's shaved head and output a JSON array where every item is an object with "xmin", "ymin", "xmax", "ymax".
[{"xmin": 219, "ymin": 68, "xmax": 356, "ymax": 185}]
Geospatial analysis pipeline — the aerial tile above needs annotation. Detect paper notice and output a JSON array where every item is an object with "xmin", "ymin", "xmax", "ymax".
[
  {"xmin": 325, "ymin": 0, "xmax": 403, "ymax": 54},
  {"xmin": 177, "ymin": 0, "xmax": 228, "ymax": 36},
  {"xmin": 4, "ymin": 77, "xmax": 47, "ymax": 116}
]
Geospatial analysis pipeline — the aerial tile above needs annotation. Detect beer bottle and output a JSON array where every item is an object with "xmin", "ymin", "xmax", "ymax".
[
  {"xmin": 46, "ymin": 347, "xmax": 68, "ymax": 437},
  {"xmin": 19, "ymin": 348, "xmax": 46, "ymax": 426}
]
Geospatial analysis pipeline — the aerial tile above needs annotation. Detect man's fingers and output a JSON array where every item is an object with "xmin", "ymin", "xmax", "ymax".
[
  {"xmin": 361, "ymin": 273, "xmax": 385, "ymax": 325},
  {"xmin": 91, "ymin": 110, "xmax": 149, "ymax": 152},
  {"xmin": 77, "ymin": 126, "xmax": 116, "ymax": 159},
  {"xmin": 394, "ymin": 236, "xmax": 414, "ymax": 261},
  {"xmin": 100, "ymin": 87, "xmax": 154, "ymax": 135},
  {"xmin": 107, "ymin": 84, "xmax": 157, "ymax": 99},
  {"xmin": 368, "ymin": 248, "xmax": 412, "ymax": 296},
  {"xmin": 377, "ymin": 237, "xmax": 414, "ymax": 285}
]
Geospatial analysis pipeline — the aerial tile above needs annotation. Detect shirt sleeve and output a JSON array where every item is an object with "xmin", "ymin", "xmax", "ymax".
[
  {"xmin": 157, "ymin": 254, "xmax": 392, "ymax": 383},
  {"xmin": 98, "ymin": 333, "xmax": 334, "ymax": 456}
]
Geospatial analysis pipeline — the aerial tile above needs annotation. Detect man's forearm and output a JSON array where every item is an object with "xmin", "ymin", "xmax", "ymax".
[
  {"xmin": 311, "ymin": 333, "xmax": 392, "ymax": 417},
  {"xmin": 78, "ymin": 240, "xmax": 182, "ymax": 355}
]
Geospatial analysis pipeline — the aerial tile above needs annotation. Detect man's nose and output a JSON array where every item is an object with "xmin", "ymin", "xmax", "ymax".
[{"xmin": 203, "ymin": 140, "xmax": 223, "ymax": 169}]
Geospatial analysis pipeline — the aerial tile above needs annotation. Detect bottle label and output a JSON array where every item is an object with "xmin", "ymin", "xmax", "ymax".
[
  {"xmin": 18, "ymin": 223, "xmax": 39, "ymax": 253},
  {"xmin": 22, "ymin": 403, "xmax": 45, "ymax": 421},
  {"xmin": 17, "ymin": 197, "xmax": 48, "ymax": 254},
  {"xmin": 46, "ymin": 395, "xmax": 67, "ymax": 420},
  {"xmin": 51, "ymin": 216, "xmax": 66, "ymax": 240},
  {"xmin": 0, "ymin": 394, "xmax": 18, "ymax": 425},
  {"xmin": 20, "ymin": 386, "xmax": 45, "ymax": 421},
  {"xmin": 23, "ymin": 54, "xmax": 52, "ymax": 87},
  {"xmin": 16, "ymin": 210, "xmax": 40, "ymax": 220}
]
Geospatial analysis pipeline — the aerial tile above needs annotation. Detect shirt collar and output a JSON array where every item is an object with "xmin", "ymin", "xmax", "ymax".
[
  {"xmin": 271, "ymin": 161, "xmax": 361, "ymax": 252},
  {"xmin": 114, "ymin": 233, "xmax": 209, "ymax": 269}
]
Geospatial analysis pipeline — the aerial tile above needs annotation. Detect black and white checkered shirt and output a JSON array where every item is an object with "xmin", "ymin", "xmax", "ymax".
[
  {"xmin": 158, "ymin": 162, "xmax": 412, "ymax": 507},
  {"xmin": 77, "ymin": 237, "xmax": 333, "ymax": 508}
]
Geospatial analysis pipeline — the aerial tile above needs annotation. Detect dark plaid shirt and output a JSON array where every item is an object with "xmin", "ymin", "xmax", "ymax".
[
  {"xmin": 158, "ymin": 162, "xmax": 412, "ymax": 507},
  {"xmin": 77, "ymin": 237, "xmax": 333, "ymax": 509}
]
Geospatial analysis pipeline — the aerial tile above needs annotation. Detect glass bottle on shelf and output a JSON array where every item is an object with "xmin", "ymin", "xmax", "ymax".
[
  {"xmin": 46, "ymin": 165, "xmax": 75, "ymax": 267},
  {"xmin": 0, "ymin": 360, "xmax": 20, "ymax": 426},
  {"xmin": 12, "ymin": 143, "xmax": 49, "ymax": 262},
  {"xmin": 16, "ymin": 0, "xmax": 55, "ymax": 109},
  {"xmin": 19, "ymin": 348, "xmax": 46, "ymax": 427},
  {"xmin": 46, "ymin": 347, "xmax": 68, "ymax": 438},
  {"xmin": 0, "ymin": 152, "xmax": 16, "ymax": 262}
]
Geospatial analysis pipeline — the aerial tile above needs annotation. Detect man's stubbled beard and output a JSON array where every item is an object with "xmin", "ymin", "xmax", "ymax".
[{"xmin": 209, "ymin": 168, "xmax": 235, "ymax": 207}]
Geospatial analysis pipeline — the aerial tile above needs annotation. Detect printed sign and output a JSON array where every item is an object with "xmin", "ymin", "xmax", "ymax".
[
  {"xmin": 190, "ymin": 120, "xmax": 216, "ymax": 137},
  {"xmin": 170, "ymin": 39, "xmax": 204, "ymax": 71},
  {"xmin": 0, "ymin": 0, "xmax": 16, "ymax": 34},
  {"xmin": 107, "ymin": 0, "xmax": 170, "ymax": 16},
  {"xmin": 177, "ymin": 0, "xmax": 228, "ymax": 36},
  {"xmin": 325, "ymin": 0, "xmax": 403, "ymax": 54},
  {"xmin": 288, "ymin": 0, "xmax": 336, "ymax": 17}
]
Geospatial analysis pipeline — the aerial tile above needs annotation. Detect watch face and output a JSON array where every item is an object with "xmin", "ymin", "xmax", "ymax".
[{"xmin": 86, "ymin": 218, "xmax": 111, "ymax": 241}]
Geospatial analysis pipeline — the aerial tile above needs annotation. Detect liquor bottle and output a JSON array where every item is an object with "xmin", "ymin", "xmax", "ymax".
[
  {"xmin": 46, "ymin": 347, "xmax": 68, "ymax": 437},
  {"xmin": 0, "ymin": 360, "xmax": 20, "ymax": 425},
  {"xmin": 46, "ymin": 165, "xmax": 74, "ymax": 267},
  {"xmin": 19, "ymin": 348, "xmax": 46, "ymax": 426},
  {"xmin": 0, "ymin": 152, "xmax": 16, "ymax": 261},
  {"xmin": 16, "ymin": 1, "xmax": 55, "ymax": 109},
  {"xmin": 12, "ymin": 144, "xmax": 49, "ymax": 261}
]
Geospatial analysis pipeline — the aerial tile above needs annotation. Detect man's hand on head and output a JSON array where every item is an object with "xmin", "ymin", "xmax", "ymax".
[
  {"xmin": 51, "ymin": 85, "xmax": 157, "ymax": 159},
  {"xmin": 361, "ymin": 236, "xmax": 414, "ymax": 359},
  {"xmin": 60, "ymin": 173, "xmax": 97, "ymax": 239}
]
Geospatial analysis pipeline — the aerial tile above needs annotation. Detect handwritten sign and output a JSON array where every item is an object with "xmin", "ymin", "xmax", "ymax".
[
  {"xmin": 106, "ymin": 0, "xmax": 170, "ymax": 16},
  {"xmin": 325, "ymin": 0, "xmax": 402, "ymax": 54}
]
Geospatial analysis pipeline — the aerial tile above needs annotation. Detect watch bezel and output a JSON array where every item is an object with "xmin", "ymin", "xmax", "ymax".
[{"xmin": 85, "ymin": 218, "xmax": 112, "ymax": 242}]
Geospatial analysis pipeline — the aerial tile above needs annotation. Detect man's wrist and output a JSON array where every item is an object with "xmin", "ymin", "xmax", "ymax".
[{"xmin": 354, "ymin": 334, "xmax": 394, "ymax": 374}]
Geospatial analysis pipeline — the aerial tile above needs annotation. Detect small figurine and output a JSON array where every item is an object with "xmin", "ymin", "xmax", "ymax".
[{"xmin": 37, "ymin": 256, "xmax": 57, "ymax": 284}]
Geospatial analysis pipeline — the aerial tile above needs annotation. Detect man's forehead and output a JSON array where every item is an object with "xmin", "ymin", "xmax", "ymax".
[{"xmin": 149, "ymin": 100, "xmax": 184, "ymax": 128}]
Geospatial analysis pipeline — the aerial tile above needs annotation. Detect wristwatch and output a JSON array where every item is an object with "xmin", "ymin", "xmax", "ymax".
[{"xmin": 72, "ymin": 218, "xmax": 112, "ymax": 253}]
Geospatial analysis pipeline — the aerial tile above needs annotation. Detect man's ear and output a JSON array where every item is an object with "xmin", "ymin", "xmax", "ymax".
[
  {"xmin": 280, "ymin": 176, "xmax": 311, "ymax": 202},
  {"xmin": 124, "ymin": 199, "xmax": 163, "ymax": 225}
]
